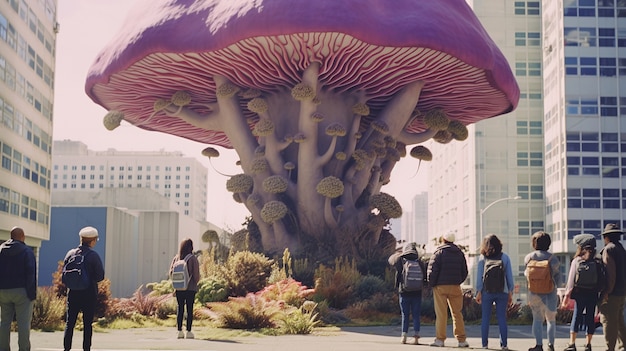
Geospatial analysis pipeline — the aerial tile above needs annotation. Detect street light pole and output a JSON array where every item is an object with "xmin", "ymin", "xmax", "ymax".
[{"xmin": 479, "ymin": 195, "xmax": 522, "ymax": 241}]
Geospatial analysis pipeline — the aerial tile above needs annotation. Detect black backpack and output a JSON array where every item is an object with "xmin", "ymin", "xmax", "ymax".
[
  {"xmin": 62, "ymin": 248, "xmax": 92, "ymax": 290},
  {"xmin": 574, "ymin": 257, "xmax": 603, "ymax": 291},
  {"xmin": 483, "ymin": 253, "xmax": 505, "ymax": 293}
]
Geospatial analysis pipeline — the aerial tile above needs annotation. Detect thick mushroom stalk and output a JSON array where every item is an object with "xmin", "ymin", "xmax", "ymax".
[{"xmin": 85, "ymin": 0, "xmax": 519, "ymax": 257}]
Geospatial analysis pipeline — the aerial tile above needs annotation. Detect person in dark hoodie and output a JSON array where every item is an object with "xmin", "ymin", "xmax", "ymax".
[
  {"xmin": 598, "ymin": 223, "xmax": 626, "ymax": 351},
  {"xmin": 427, "ymin": 231, "xmax": 469, "ymax": 348},
  {"xmin": 0, "ymin": 226, "xmax": 37, "ymax": 351},
  {"xmin": 63, "ymin": 226, "xmax": 105, "ymax": 351},
  {"xmin": 389, "ymin": 242, "xmax": 426, "ymax": 345}
]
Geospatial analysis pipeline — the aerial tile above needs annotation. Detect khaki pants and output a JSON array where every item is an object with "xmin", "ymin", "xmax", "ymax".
[{"xmin": 433, "ymin": 285, "xmax": 466, "ymax": 342}]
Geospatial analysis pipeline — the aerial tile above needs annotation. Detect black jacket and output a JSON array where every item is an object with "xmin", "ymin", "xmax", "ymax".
[
  {"xmin": 0, "ymin": 239, "xmax": 37, "ymax": 300},
  {"xmin": 427, "ymin": 243, "xmax": 468, "ymax": 287}
]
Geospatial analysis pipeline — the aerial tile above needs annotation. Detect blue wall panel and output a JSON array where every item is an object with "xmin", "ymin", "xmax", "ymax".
[{"xmin": 39, "ymin": 207, "xmax": 107, "ymax": 286}]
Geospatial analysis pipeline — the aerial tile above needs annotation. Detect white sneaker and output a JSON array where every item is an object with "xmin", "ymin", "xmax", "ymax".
[
  {"xmin": 413, "ymin": 335, "xmax": 420, "ymax": 345},
  {"xmin": 186, "ymin": 331, "xmax": 194, "ymax": 339},
  {"xmin": 177, "ymin": 330, "xmax": 184, "ymax": 339},
  {"xmin": 458, "ymin": 341, "xmax": 470, "ymax": 348},
  {"xmin": 401, "ymin": 333, "xmax": 407, "ymax": 344},
  {"xmin": 430, "ymin": 339, "xmax": 445, "ymax": 347}
]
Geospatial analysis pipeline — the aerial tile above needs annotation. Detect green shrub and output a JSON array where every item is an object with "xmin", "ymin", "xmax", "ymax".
[
  {"xmin": 461, "ymin": 288, "xmax": 481, "ymax": 322},
  {"xmin": 279, "ymin": 303, "xmax": 320, "ymax": 334},
  {"xmin": 196, "ymin": 277, "xmax": 229, "ymax": 304},
  {"xmin": 221, "ymin": 251, "xmax": 273, "ymax": 296},
  {"xmin": 31, "ymin": 286, "xmax": 65, "ymax": 331},
  {"xmin": 519, "ymin": 304, "xmax": 533, "ymax": 323},
  {"xmin": 155, "ymin": 298, "xmax": 177, "ymax": 320},
  {"xmin": 145, "ymin": 279, "xmax": 174, "ymax": 296},
  {"xmin": 208, "ymin": 293, "xmax": 282, "ymax": 329},
  {"xmin": 355, "ymin": 275, "xmax": 388, "ymax": 300},
  {"xmin": 556, "ymin": 306, "xmax": 573, "ymax": 324}
]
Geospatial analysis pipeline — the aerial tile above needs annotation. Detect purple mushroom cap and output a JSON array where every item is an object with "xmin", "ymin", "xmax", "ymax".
[{"xmin": 86, "ymin": 0, "xmax": 519, "ymax": 148}]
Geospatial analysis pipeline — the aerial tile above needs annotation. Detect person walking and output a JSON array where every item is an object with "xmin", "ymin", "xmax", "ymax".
[
  {"xmin": 388, "ymin": 242, "xmax": 427, "ymax": 345},
  {"xmin": 0, "ymin": 227, "xmax": 37, "ymax": 351},
  {"xmin": 561, "ymin": 233, "xmax": 603, "ymax": 351},
  {"xmin": 427, "ymin": 231, "xmax": 469, "ymax": 348},
  {"xmin": 62, "ymin": 226, "xmax": 105, "ymax": 351},
  {"xmin": 524, "ymin": 231, "xmax": 560, "ymax": 351},
  {"xmin": 475, "ymin": 234, "xmax": 514, "ymax": 350},
  {"xmin": 169, "ymin": 238, "xmax": 200, "ymax": 339},
  {"xmin": 598, "ymin": 224, "xmax": 626, "ymax": 351}
]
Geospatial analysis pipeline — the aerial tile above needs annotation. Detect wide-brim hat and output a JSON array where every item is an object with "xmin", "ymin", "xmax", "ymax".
[{"xmin": 601, "ymin": 223, "xmax": 623, "ymax": 236}]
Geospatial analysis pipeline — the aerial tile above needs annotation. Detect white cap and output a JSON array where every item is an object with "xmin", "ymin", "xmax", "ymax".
[
  {"xmin": 443, "ymin": 231, "xmax": 455, "ymax": 243},
  {"xmin": 79, "ymin": 226, "xmax": 99, "ymax": 238}
]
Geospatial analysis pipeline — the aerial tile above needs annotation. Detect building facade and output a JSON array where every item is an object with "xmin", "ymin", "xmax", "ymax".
[
  {"xmin": 427, "ymin": 1, "xmax": 545, "ymax": 293},
  {"xmin": 542, "ymin": 0, "xmax": 626, "ymax": 254},
  {"xmin": 0, "ymin": 0, "xmax": 58, "ymax": 248},
  {"xmin": 52, "ymin": 140, "xmax": 208, "ymax": 222}
]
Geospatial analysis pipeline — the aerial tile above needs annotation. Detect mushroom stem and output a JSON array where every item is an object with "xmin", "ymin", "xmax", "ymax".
[
  {"xmin": 323, "ymin": 197, "xmax": 338, "ymax": 229},
  {"xmin": 317, "ymin": 135, "xmax": 339, "ymax": 167},
  {"xmin": 397, "ymin": 128, "xmax": 438, "ymax": 145},
  {"xmin": 378, "ymin": 80, "xmax": 426, "ymax": 137}
]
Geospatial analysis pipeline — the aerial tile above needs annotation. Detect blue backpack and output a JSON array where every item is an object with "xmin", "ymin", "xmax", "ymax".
[{"xmin": 62, "ymin": 248, "xmax": 92, "ymax": 290}]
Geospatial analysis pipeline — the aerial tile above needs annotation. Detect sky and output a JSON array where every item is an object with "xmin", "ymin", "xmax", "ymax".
[{"xmin": 52, "ymin": 0, "xmax": 429, "ymax": 232}]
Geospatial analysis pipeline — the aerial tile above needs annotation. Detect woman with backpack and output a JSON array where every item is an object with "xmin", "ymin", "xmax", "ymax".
[
  {"xmin": 561, "ymin": 234, "xmax": 602, "ymax": 351},
  {"xmin": 388, "ymin": 242, "xmax": 427, "ymax": 345},
  {"xmin": 169, "ymin": 238, "xmax": 200, "ymax": 339},
  {"xmin": 524, "ymin": 231, "xmax": 561, "ymax": 351},
  {"xmin": 475, "ymin": 234, "xmax": 514, "ymax": 350}
]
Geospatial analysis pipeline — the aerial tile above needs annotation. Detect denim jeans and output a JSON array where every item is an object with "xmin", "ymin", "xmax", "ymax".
[
  {"xmin": 399, "ymin": 294, "xmax": 422, "ymax": 334},
  {"xmin": 480, "ymin": 292, "xmax": 509, "ymax": 348},
  {"xmin": 571, "ymin": 292, "xmax": 598, "ymax": 334},
  {"xmin": 528, "ymin": 291, "xmax": 557, "ymax": 346},
  {"xmin": 0, "ymin": 288, "xmax": 33, "ymax": 351}
]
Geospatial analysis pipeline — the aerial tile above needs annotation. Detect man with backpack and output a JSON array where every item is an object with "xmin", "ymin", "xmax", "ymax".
[
  {"xmin": 524, "ymin": 231, "xmax": 561, "ymax": 351},
  {"xmin": 389, "ymin": 242, "xmax": 427, "ymax": 345},
  {"xmin": 475, "ymin": 234, "xmax": 514, "ymax": 350},
  {"xmin": 427, "ymin": 232, "xmax": 469, "ymax": 348},
  {"xmin": 62, "ymin": 226, "xmax": 105, "ymax": 351},
  {"xmin": 561, "ymin": 233, "xmax": 603, "ymax": 351},
  {"xmin": 598, "ymin": 224, "xmax": 626, "ymax": 351}
]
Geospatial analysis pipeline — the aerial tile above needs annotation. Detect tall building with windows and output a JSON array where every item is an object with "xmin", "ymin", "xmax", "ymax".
[
  {"xmin": 52, "ymin": 140, "xmax": 208, "ymax": 222},
  {"xmin": 0, "ymin": 0, "xmax": 58, "ymax": 248},
  {"xmin": 542, "ymin": 0, "xmax": 626, "ymax": 253},
  {"xmin": 427, "ymin": 1, "xmax": 545, "ymax": 293}
]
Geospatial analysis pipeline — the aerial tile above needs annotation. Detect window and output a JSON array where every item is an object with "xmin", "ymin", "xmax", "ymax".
[
  {"xmin": 515, "ymin": 1, "xmax": 540, "ymax": 15},
  {"xmin": 599, "ymin": 28, "xmax": 616, "ymax": 47},
  {"xmin": 564, "ymin": 27, "xmax": 596, "ymax": 47},
  {"xmin": 600, "ymin": 57, "xmax": 617, "ymax": 76},
  {"xmin": 515, "ymin": 32, "xmax": 541, "ymax": 46}
]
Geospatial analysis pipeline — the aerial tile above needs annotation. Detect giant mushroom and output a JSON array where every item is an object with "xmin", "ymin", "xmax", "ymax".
[{"xmin": 85, "ymin": 0, "xmax": 519, "ymax": 257}]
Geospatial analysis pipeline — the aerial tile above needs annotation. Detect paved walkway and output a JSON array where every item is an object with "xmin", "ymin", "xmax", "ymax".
[{"xmin": 9, "ymin": 324, "xmax": 611, "ymax": 351}]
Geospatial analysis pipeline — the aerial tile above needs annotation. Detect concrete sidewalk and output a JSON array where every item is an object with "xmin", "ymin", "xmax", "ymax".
[{"xmin": 10, "ymin": 324, "xmax": 611, "ymax": 351}]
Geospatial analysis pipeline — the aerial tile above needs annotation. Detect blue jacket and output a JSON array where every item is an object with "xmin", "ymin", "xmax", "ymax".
[{"xmin": 0, "ymin": 239, "xmax": 37, "ymax": 300}]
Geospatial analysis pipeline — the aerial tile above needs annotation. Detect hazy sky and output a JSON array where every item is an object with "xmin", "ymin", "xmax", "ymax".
[{"xmin": 53, "ymin": 0, "xmax": 428, "ymax": 232}]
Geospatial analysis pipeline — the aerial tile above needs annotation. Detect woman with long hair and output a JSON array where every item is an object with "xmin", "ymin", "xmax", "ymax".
[
  {"xmin": 561, "ymin": 234, "xmax": 601, "ymax": 351},
  {"xmin": 169, "ymin": 238, "xmax": 200, "ymax": 339},
  {"xmin": 475, "ymin": 234, "xmax": 514, "ymax": 350}
]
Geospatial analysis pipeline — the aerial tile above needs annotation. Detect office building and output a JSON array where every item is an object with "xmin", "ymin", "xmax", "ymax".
[
  {"xmin": 543, "ymin": 0, "xmax": 626, "ymax": 251},
  {"xmin": 52, "ymin": 140, "xmax": 208, "ymax": 222},
  {"xmin": 427, "ymin": 1, "xmax": 545, "ymax": 292},
  {"xmin": 0, "ymin": 0, "xmax": 58, "ymax": 250}
]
